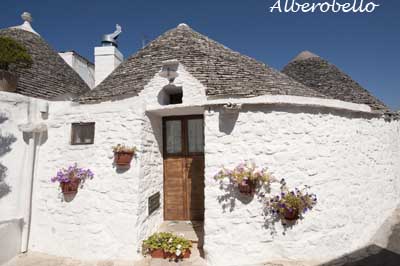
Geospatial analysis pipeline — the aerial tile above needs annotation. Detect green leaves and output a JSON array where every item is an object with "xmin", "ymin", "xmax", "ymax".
[
  {"xmin": 142, "ymin": 232, "xmax": 192, "ymax": 254},
  {"xmin": 0, "ymin": 36, "xmax": 32, "ymax": 71}
]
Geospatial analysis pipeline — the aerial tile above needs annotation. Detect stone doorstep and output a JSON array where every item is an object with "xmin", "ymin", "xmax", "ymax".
[{"xmin": 157, "ymin": 221, "xmax": 204, "ymax": 244}]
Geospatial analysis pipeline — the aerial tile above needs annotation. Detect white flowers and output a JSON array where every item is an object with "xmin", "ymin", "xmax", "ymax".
[{"xmin": 175, "ymin": 244, "xmax": 182, "ymax": 256}]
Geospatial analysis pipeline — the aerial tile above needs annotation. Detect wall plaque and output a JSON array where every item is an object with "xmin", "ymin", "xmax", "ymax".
[{"xmin": 148, "ymin": 192, "xmax": 160, "ymax": 215}]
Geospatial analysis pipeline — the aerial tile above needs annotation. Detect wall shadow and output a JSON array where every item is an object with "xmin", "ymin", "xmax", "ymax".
[
  {"xmin": 319, "ymin": 245, "xmax": 400, "ymax": 266},
  {"xmin": 218, "ymin": 110, "xmax": 239, "ymax": 134},
  {"xmin": 62, "ymin": 192, "xmax": 77, "ymax": 202},
  {"xmin": 0, "ymin": 164, "xmax": 11, "ymax": 198},
  {"xmin": 0, "ymin": 112, "xmax": 8, "ymax": 124},
  {"xmin": 147, "ymin": 113, "xmax": 164, "ymax": 155},
  {"xmin": 0, "ymin": 112, "xmax": 15, "ymax": 199},
  {"xmin": 0, "ymin": 134, "xmax": 17, "ymax": 157},
  {"xmin": 216, "ymin": 178, "xmax": 270, "ymax": 212}
]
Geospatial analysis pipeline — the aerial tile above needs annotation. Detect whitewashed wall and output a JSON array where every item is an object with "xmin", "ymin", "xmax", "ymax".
[
  {"xmin": 0, "ymin": 93, "xmax": 30, "ymax": 265},
  {"xmin": 59, "ymin": 51, "xmax": 95, "ymax": 89},
  {"xmin": 29, "ymin": 98, "xmax": 144, "ymax": 260},
  {"xmin": 203, "ymin": 105, "xmax": 400, "ymax": 266},
  {"xmin": 28, "ymin": 63, "xmax": 208, "ymax": 261},
  {"xmin": 6, "ymin": 62, "xmax": 399, "ymax": 266},
  {"xmin": 135, "ymin": 63, "xmax": 207, "ymax": 245}
]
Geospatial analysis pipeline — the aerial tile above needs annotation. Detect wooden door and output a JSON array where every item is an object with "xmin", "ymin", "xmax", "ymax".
[{"xmin": 163, "ymin": 116, "xmax": 204, "ymax": 221}]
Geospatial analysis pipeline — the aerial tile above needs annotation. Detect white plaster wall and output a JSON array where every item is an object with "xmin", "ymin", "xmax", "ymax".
[
  {"xmin": 0, "ymin": 93, "xmax": 30, "ymax": 265},
  {"xmin": 0, "ymin": 219, "xmax": 22, "ymax": 265},
  {"xmin": 142, "ymin": 64, "xmax": 207, "ymax": 108},
  {"xmin": 59, "ymin": 52, "xmax": 95, "ymax": 89},
  {"xmin": 203, "ymin": 105, "xmax": 400, "ymax": 266},
  {"xmin": 94, "ymin": 47, "xmax": 123, "ymax": 87},
  {"xmin": 28, "ymin": 62, "xmax": 209, "ymax": 261},
  {"xmin": 134, "ymin": 63, "xmax": 207, "ymax": 246},
  {"xmin": 29, "ymin": 98, "xmax": 145, "ymax": 260}
]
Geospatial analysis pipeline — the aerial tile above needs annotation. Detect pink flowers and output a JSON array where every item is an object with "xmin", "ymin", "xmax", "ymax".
[{"xmin": 214, "ymin": 162, "xmax": 273, "ymax": 186}]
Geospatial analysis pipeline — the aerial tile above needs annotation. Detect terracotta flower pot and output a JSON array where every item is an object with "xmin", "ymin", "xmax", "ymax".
[
  {"xmin": 283, "ymin": 208, "xmax": 299, "ymax": 220},
  {"xmin": 114, "ymin": 151, "xmax": 134, "ymax": 166},
  {"xmin": 150, "ymin": 249, "xmax": 165, "ymax": 258},
  {"xmin": 238, "ymin": 179, "xmax": 255, "ymax": 194},
  {"xmin": 182, "ymin": 249, "xmax": 191, "ymax": 258},
  {"xmin": 60, "ymin": 178, "xmax": 81, "ymax": 194},
  {"xmin": 0, "ymin": 70, "xmax": 17, "ymax": 92},
  {"xmin": 165, "ymin": 249, "xmax": 191, "ymax": 259}
]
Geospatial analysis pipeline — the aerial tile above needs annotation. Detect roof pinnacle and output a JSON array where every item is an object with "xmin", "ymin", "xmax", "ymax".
[{"xmin": 11, "ymin": 11, "xmax": 40, "ymax": 36}]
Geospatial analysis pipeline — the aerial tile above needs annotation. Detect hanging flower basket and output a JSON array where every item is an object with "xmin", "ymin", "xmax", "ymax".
[
  {"xmin": 238, "ymin": 179, "xmax": 256, "ymax": 195},
  {"xmin": 114, "ymin": 151, "xmax": 135, "ymax": 166},
  {"xmin": 214, "ymin": 162, "xmax": 273, "ymax": 195},
  {"xmin": 51, "ymin": 164, "xmax": 94, "ymax": 195},
  {"xmin": 113, "ymin": 144, "xmax": 137, "ymax": 166},
  {"xmin": 60, "ymin": 178, "xmax": 81, "ymax": 194},
  {"xmin": 267, "ymin": 179, "xmax": 317, "ymax": 222},
  {"xmin": 283, "ymin": 208, "xmax": 299, "ymax": 220}
]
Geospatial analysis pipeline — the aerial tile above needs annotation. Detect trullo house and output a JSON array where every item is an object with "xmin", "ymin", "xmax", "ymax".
[{"xmin": 0, "ymin": 12, "xmax": 399, "ymax": 266}]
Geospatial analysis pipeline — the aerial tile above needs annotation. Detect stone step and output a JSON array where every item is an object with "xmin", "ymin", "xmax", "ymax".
[{"xmin": 157, "ymin": 221, "xmax": 204, "ymax": 247}]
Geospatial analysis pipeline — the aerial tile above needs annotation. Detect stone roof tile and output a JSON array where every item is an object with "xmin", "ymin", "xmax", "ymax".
[
  {"xmin": 282, "ymin": 51, "xmax": 388, "ymax": 112},
  {"xmin": 0, "ymin": 28, "xmax": 90, "ymax": 99},
  {"xmin": 78, "ymin": 24, "xmax": 323, "ymax": 103}
]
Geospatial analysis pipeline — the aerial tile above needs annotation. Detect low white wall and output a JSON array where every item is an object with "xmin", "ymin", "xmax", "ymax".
[
  {"xmin": 0, "ymin": 93, "xmax": 31, "ymax": 265},
  {"xmin": 203, "ymin": 105, "xmax": 400, "ymax": 266},
  {"xmin": 0, "ymin": 219, "xmax": 22, "ymax": 265}
]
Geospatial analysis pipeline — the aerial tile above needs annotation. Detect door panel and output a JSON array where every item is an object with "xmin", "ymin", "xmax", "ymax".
[
  {"xmin": 163, "ymin": 116, "xmax": 204, "ymax": 221},
  {"xmin": 187, "ymin": 156, "xmax": 205, "ymax": 220},
  {"xmin": 164, "ymin": 158, "xmax": 186, "ymax": 220}
]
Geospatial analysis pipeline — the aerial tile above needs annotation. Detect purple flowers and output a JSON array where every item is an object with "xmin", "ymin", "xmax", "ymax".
[
  {"xmin": 267, "ymin": 185, "xmax": 317, "ymax": 221},
  {"xmin": 51, "ymin": 163, "xmax": 94, "ymax": 184}
]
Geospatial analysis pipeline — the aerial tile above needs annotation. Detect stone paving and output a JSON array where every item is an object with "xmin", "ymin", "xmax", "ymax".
[
  {"xmin": 3, "ymin": 249, "xmax": 206, "ymax": 266},
  {"xmin": 3, "ymin": 210, "xmax": 400, "ymax": 266}
]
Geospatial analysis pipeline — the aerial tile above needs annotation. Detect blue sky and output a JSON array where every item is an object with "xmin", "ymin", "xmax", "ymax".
[{"xmin": 1, "ymin": 0, "xmax": 399, "ymax": 110}]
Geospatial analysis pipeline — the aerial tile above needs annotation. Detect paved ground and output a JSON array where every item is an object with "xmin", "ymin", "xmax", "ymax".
[{"xmin": 3, "ymin": 211, "xmax": 400, "ymax": 266}]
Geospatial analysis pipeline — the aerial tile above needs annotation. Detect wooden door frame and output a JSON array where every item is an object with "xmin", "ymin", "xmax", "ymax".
[
  {"xmin": 162, "ymin": 115, "xmax": 204, "ymax": 221},
  {"xmin": 162, "ymin": 115, "xmax": 204, "ymax": 158}
]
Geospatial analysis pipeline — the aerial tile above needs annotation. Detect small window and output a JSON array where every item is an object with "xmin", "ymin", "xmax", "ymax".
[
  {"xmin": 165, "ymin": 120, "xmax": 182, "ymax": 154},
  {"xmin": 71, "ymin": 122, "xmax": 95, "ymax": 145},
  {"xmin": 188, "ymin": 118, "xmax": 204, "ymax": 153},
  {"xmin": 169, "ymin": 92, "xmax": 183, "ymax": 105}
]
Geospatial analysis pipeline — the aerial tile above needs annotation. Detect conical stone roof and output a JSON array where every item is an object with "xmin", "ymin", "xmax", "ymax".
[
  {"xmin": 282, "ymin": 51, "xmax": 388, "ymax": 112},
  {"xmin": 0, "ymin": 28, "xmax": 90, "ymax": 99},
  {"xmin": 79, "ymin": 24, "xmax": 324, "ymax": 103}
]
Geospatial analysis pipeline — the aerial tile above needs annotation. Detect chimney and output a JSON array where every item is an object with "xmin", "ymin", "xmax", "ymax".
[{"xmin": 95, "ymin": 24, "xmax": 123, "ymax": 86}]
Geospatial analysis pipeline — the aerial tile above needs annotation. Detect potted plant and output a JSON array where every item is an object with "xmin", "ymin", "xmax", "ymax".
[
  {"xmin": 0, "ymin": 36, "xmax": 32, "ymax": 92},
  {"xmin": 51, "ymin": 164, "xmax": 94, "ymax": 194},
  {"xmin": 267, "ymin": 179, "xmax": 317, "ymax": 221},
  {"xmin": 142, "ymin": 232, "xmax": 192, "ymax": 259},
  {"xmin": 214, "ymin": 162, "xmax": 273, "ymax": 195},
  {"xmin": 112, "ymin": 144, "xmax": 137, "ymax": 166}
]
